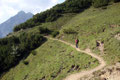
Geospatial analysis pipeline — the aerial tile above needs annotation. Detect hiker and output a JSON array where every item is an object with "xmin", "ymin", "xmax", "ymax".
[{"xmin": 75, "ymin": 38, "xmax": 79, "ymax": 48}]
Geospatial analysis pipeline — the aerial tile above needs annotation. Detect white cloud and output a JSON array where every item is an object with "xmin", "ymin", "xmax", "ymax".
[
  {"xmin": 0, "ymin": 0, "xmax": 65, "ymax": 24},
  {"xmin": 51, "ymin": 0, "xmax": 59, "ymax": 3}
]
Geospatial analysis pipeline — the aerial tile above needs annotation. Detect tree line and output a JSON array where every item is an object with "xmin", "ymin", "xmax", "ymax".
[
  {"xmin": 0, "ymin": 33, "xmax": 46, "ymax": 75},
  {"xmin": 0, "ymin": 26, "xmax": 59, "ymax": 75},
  {"xmin": 13, "ymin": 0, "xmax": 120, "ymax": 32}
]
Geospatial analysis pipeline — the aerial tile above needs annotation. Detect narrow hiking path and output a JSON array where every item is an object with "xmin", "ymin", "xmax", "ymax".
[{"xmin": 46, "ymin": 37, "xmax": 106, "ymax": 80}]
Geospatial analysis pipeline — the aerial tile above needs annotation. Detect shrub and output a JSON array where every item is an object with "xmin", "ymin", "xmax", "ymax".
[
  {"xmin": 39, "ymin": 27, "xmax": 51, "ymax": 34},
  {"xmin": 111, "ymin": 0, "xmax": 120, "ymax": 2},
  {"xmin": 51, "ymin": 31, "xmax": 59, "ymax": 37},
  {"xmin": 32, "ymin": 50, "xmax": 37, "ymax": 55},
  {"xmin": 92, "ymin": 0, "xmax": 109, "ymax": 8},
  {"xmin": 23, "ymin": 61, "xmax": 29, "ymax": 65},
  {"xmin": 13, "ymin": 19, "xmax": 36, "ymax": 32},
  {"xmin": 63, "ymin": 28, "xmax": 77, "ymax": 34},
  {"xmin": 0, "ymin": 33, "xmax": 46, "ymax": 74}
]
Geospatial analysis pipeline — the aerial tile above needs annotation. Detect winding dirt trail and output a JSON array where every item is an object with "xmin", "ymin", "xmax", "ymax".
[{"xmin": 46, "ymin": 37, "xmax": 106, "ymax": 80}]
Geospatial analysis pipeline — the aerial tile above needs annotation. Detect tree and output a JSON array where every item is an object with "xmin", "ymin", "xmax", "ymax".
[{"xmin": 92, "ymin": 0, "xmax": 109, "ymax": 8}]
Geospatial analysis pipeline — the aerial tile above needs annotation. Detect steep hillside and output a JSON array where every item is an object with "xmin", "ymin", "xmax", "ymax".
[
  {"xmin": 0, "ymin": 11, "xmax": 33, "ymax": 38},
  {"xmin": 59, "ymin": 2, "xmax": 120, "ymax": 64},
  {"xmin": 0, "ymin": 1, "xmax": 120, "ymax": 80},
  {"xmin": 12, "ymin": 2, "xmax": 120, "ymax": 65},
  {"xmin": 0, "ymin": 39, "xmax": 98, "ymax": 80}
]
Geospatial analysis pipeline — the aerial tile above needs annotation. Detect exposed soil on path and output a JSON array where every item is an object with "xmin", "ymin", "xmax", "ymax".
[
  {"xmin": 81, "ymin": 62, "xmax": 120, "ymax": 80},
  {"xmin": 46, "ymin": 36, "xmax": 106, "ymax": 80}
]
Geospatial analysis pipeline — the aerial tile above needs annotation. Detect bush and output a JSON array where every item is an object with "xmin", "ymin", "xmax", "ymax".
[
  {"xmin": 14, "ymin": 19, "xmax": 36, "ymax": 32},
  {"xmin": 0, "ymin": 33, "xmax": 46, "ymax": 74},
  {"xmin": 23, "ymin": 61, "xmax": 29, "ymax": 65},
  {"xmin": 51, "ymin": 31, "xmax": 59, "ymax": 37},
  {"xmin": 32, "ymin": 50, "xmax": 37, "ymax": 55},
  {"xmin": 111, "ymin": 0, "xmax": 120, "ymax": 2},
  {"xmin": 63, "ymin": 28, "xmax": 77, "ymax": 34},
  {"xmin": 39, "ymin": 27, "xmax": 51, "ymax": 34},
  {"xmin": 92, "ymin": 0, "xmax": 109, "ymax": 8}
]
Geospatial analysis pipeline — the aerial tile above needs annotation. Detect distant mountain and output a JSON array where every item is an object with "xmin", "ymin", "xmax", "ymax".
[{"xmin": 0, "ymin": 11, "xmax": 33, "ymax": 38}]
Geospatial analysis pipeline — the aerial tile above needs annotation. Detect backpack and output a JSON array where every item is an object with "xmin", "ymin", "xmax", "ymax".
[{"xmin": 75, "ymin": 39, "xmax": 78, "ymax": 43}]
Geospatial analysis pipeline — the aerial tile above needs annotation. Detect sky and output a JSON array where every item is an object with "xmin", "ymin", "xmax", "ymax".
[{"xmin": 0, "ymin": 0, "xmax": 65, "ymax": 24}]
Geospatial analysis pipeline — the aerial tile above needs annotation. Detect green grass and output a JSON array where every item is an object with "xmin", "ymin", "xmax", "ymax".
[
  {"xmin": 1, "ymin": 39, "xmax": 98, "ymax": 80},
  {"xmin": 59, "ymin": 3, "xmax": 120, "ymax": 64},
  {"xmin": 3, "ymin": 2, "xmax": 120, "ymax": 80},
  {"xmin": 8, "ymin": 13, "xmax": 76, "ymax": 37}
]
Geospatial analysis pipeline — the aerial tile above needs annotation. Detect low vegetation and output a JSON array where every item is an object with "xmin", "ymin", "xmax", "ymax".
[
  {"xmin": 1, "ymin": 40, "xmax": 99, "ymax": 80},
  {"xmin": 0, "ymin": 0, "xmax": 120, "ymax": 80},
  {"xmin": 63, "ymin": 28, "xmax": 78, "ymax": 34},
  {"xmin": 59, "ymin": 2, "xmax": 120, "ymax": 64},
  {"xmin": 0, "ymin": 33, "xmax": 46, "ymax": 75},
  {"xmin": 13, "ymin": 0, "xmax": 120, "ymax": 32},
  {"xmin": 51, "ymin": 31, "xmax": 59, "ymax": 37}
]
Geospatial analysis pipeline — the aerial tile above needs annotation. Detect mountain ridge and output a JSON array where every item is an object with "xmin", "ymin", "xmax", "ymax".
[{"xmin": 0, "ymin": 11, "xmax": 33, "ymax": 38}]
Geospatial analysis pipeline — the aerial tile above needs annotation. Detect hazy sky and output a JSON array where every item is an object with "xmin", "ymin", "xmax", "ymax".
[{"xmin": 0, "ymin": 0, "xmax": 65, "ymax": 24}]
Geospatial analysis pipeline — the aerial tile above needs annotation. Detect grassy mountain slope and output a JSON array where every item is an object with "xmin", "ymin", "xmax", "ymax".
[
  {"xmin": 1, "ymin": 2, "xmax": 120, "ymax": 80},
  {"xmin": 59, "ymin": 3, "xmax": 120, "ymax": 64},
  {"xmin": 13, "ymin": 2, "xmax": 120, "ymax": 65},
  {"xmin": 10, "ymin": 2, "xmax": 120, "ymax": 65},
  {"xmin": 1, "ymin": 39, "xmax": 98, "ymax": 80}
]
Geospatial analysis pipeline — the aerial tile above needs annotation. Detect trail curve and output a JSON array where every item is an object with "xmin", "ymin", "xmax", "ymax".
[{"xmin": 46, "ymin": 36, "xmax": 106, "ymax": 80}]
